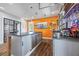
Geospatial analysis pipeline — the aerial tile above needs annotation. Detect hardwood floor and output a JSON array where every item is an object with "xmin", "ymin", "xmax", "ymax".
[
  {"xmin": 0, "ymin": 37, "xmax": 53, "ymax": 56},
  {"xmin": 0, "ymin": 37, "xmax": 11, "ymax": 56},
  {"xmin": 30, "ymin": 39, "xmax": 53, "ymax": 56}
]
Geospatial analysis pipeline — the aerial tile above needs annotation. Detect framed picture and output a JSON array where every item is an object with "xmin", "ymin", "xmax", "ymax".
[{"xmin": 36, "ymin": 22, "xmax": 48, "ymax": 29}]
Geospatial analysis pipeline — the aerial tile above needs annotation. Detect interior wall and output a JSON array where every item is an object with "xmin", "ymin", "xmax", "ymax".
[{"xmin": 31, "ymin": 16, "xmax": 59, "ymax": 39}]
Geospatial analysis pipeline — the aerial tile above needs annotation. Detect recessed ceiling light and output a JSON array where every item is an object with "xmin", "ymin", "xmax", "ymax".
[
  {"xmin": 35, "ymin": 12, "xmax": 38, "ymax": 15},
  {"xmin": 44, "ymin": 14, "xmax": 46, "ymax": 16},
  {"xmin": 30, "ymin": 6, "xmax": 33, "ymax": 9}
]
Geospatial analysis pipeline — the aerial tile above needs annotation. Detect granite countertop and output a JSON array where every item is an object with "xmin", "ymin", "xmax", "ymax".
[
  {"xmin": 10, "ymin": 32, "xmax": 39, "ymax": 37},
  {"xmin": 53, "ymin": 36, "xmax": 79, "ymax": 42}
]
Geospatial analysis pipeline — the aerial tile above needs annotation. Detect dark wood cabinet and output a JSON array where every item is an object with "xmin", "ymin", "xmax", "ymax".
[{"xmin": 64, "ymin": 3, "xmax": 74, "ymax": 14}]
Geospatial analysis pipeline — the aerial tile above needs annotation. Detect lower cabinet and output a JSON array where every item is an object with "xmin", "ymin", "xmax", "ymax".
[
  {"xmin": 37, "ymin": 33, "xmax": 42, "ymax": 44},
  {"xmin": 22, "ymin": 35, "xmax": 32, "ymax": 55},
  {"xmin": 53, "ymin": 39, "xmax": 79, "ymax": 56},
  {"xmin": 31, "ymin": 33, "xmax": 42, "ymax": 49},
  {"xmin": 11, "ymin": 35, "xmax": 31, "ymax": 56},
  {"xmin": 31, "ymin": 34, "xmax": 36, "ymax": 49}
]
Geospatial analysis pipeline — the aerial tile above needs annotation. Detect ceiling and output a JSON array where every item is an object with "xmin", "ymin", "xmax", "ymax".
[{"xmin": 0, "ymin": 3, "xmax": 64, "ymax": 20}]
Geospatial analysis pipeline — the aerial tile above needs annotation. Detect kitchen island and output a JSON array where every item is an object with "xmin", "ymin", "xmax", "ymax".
[{"xmin": 11, "ymin": 32, "xmax": 42, "ymax": 56}]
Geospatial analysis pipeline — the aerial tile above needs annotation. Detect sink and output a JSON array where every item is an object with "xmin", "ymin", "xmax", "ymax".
[{"xmin": 28, "ymin": 32, "xmax": 34, "ymax": 34}]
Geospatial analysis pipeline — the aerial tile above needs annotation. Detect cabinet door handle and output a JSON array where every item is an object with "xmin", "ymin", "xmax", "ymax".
[{"xmin": 22, "ymin": 41, "xmax": 23, "ymax": 46}]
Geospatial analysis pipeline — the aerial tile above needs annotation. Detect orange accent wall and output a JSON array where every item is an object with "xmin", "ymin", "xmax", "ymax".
[{"xmin": 32, "ymin": 16, "xmax": 59, "ymax": 39}]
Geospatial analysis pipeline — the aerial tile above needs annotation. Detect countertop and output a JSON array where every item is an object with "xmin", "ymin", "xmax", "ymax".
[
  {"xmin": 10, "ymin": 32, "xmax": 39, "ymax": 37},
  {"xmin": 53, "ymin": 36, "xmax": 79, "ymax": 42}
]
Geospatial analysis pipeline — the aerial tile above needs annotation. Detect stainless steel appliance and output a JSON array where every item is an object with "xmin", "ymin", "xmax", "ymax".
[{"xmin": 53, "ymin": 31, "xmax": 61, "ymax": 39}]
